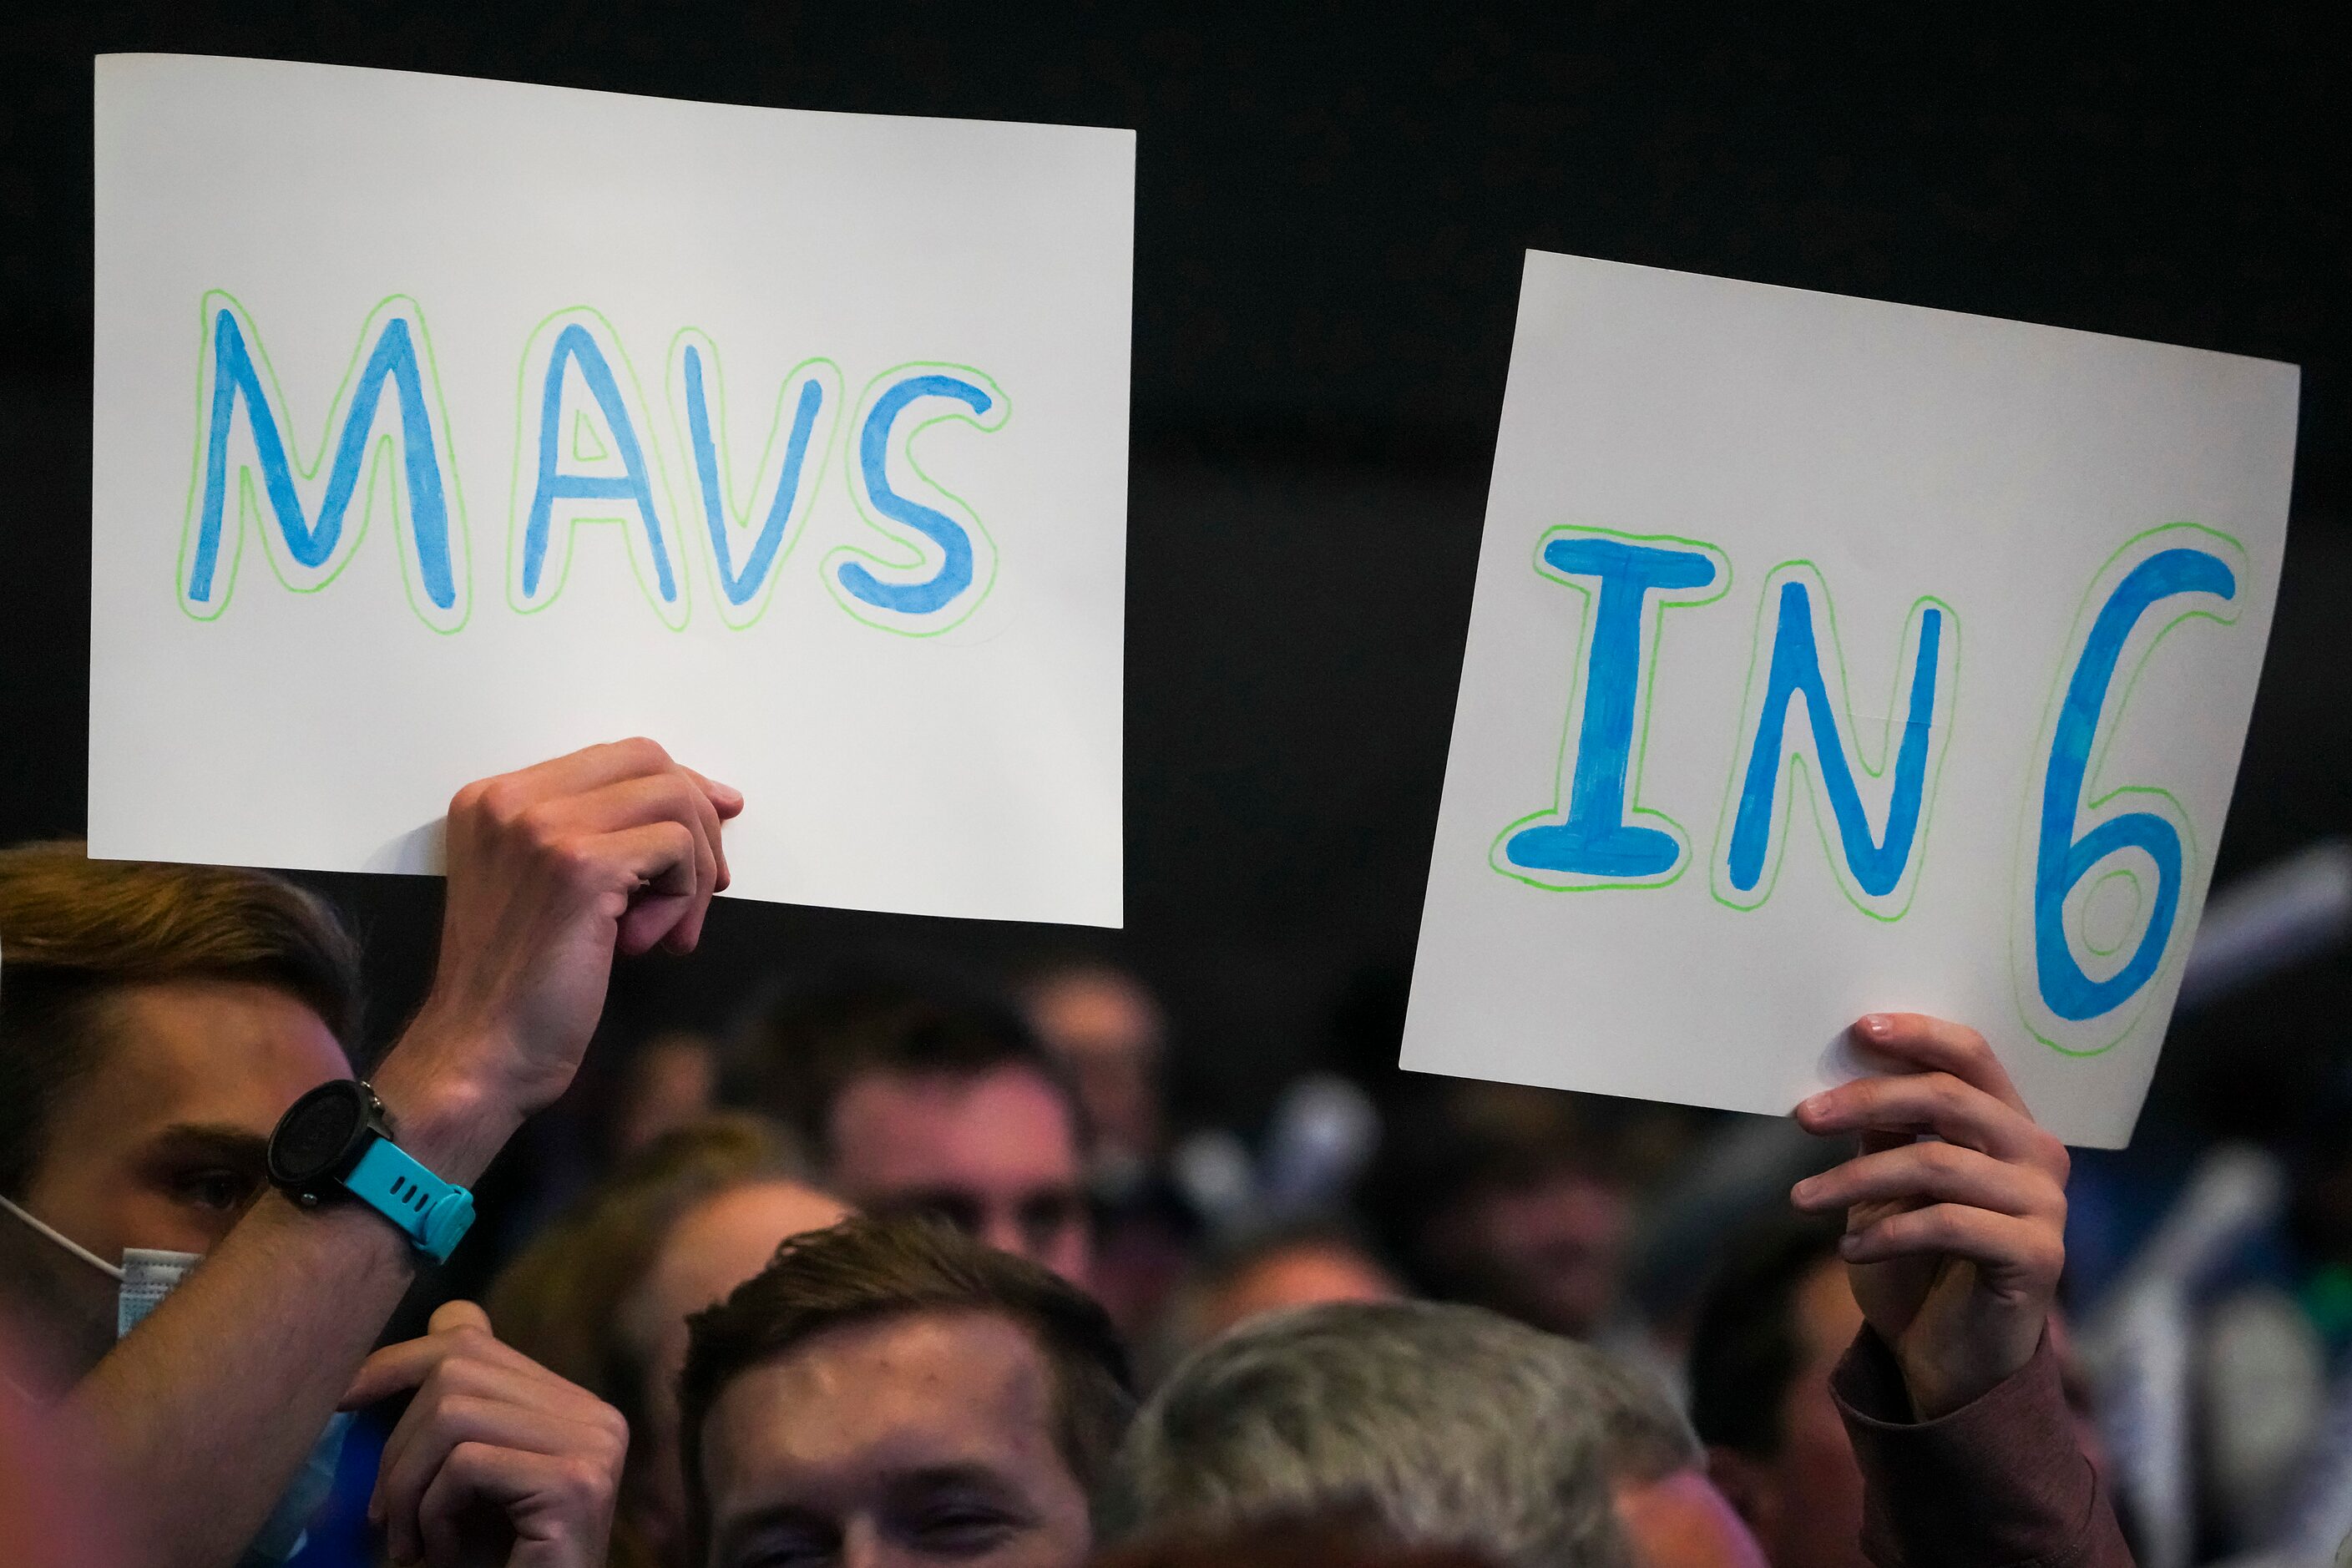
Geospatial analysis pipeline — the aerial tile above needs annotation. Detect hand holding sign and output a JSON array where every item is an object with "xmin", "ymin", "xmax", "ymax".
[
  {"xmin": 377, "ymin": 740, "xmax": 738, "ymax": 1180},
  {"xmin": 1793, "ymin": 1014, "xmax": 2070, "ymax": 1418}
]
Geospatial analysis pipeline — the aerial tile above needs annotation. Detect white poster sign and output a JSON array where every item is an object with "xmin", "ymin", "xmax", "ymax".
[
  {"xmin": 91, "ymin": 54, "xmax": 1132, "ymax": 926},
  {"xmin": 1404, "ymin": 252, "xmax": 2297, "ymax": 1146}
]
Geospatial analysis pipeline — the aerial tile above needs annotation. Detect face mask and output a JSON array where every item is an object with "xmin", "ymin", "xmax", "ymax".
[{"xmin": 0, "ymin": 1193, "xmax": 352, "ymax": 1564}]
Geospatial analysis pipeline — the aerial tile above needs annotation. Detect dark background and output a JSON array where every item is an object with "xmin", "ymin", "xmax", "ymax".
[{"xmin": 3, "ymin": 3, "xmax": 2345, "ymax": 1141}]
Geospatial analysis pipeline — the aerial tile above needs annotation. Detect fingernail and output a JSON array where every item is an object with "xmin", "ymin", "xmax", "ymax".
[
  {"xmin": 1857, "ymin": 1014, "xmax": 1892, "ymax": 1039},
  {"xmin": 1789, "ymin": 1177, "xmax": 1814, "ymax": 1202},
  {"xmin": 711, "ymin": 779, "xmax": 745, "ymax": 809},
  {"xmin": 1837, "ymin": 1232, "xmax": 1862, "ymax": 1257},
  {"xmin": 1798, "ymin": 1093, "xmax": 1830, "ymax": 1120}
]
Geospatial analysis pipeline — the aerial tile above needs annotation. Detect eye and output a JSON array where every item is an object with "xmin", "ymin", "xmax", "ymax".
[
  {"xmin": 1017, "ymin": 1191, "xmax": 1081, "ymax": 1252},
  {"xmin": 911, "ymin": 1505, "xmax": 1018, "ymax": 1555},
  {"xmin": 171, "ymin": 1167, "xmax": 257, "ymax": 1213}
]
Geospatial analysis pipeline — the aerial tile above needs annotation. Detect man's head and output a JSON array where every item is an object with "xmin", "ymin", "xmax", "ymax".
[
  {"xmin": 680, "ymin": 1214, "xmax": 1133, "ymax": 1568},
  {"xmin": 1686, "ymin": 1219, "xmax": 1865, "ymax": 1568},
  {"xmin": 1154, "ymin": 1223, "xmax": 1404, "ymax": 1371},
  {"xmin": 1109, "ymin": 1300, "xmax": 1761, "ymax": 1568},
  {"xmin": 1019, "ymin": 961, "xmax": 1166, "ymax": 1174},
  {"xmin": 1367, "ymin": 1084, "xmax": 1634, "ymax": 1339},
  {"xmin": 0, "ymin": 844, "xmax": 359, "ymax": 1384},
  {"xmin": 742, "ymin": 969, "xmax": 1092, "ymax": 1282},
  {"xmin": 489, "ymin": 1113, "xmax": 849, "ymax": 1568}
]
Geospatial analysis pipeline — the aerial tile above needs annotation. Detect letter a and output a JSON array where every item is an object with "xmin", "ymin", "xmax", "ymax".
[
  {"xmin": 1492, "ymin": 528, "xmax": 1730, "ymax": 890},
  {"xmin": 509, "ymin": 309, "xmax": 690, "ymax": 629},
  {"xmin": 1712, "ymin": 564, "xmax": 1958, "ymax": 919}
]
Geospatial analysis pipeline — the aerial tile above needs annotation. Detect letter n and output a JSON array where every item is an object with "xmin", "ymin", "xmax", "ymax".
[
  {"xmin": 508, "ymin": 309, "xmax": 690, "ymax": 629},
  {"xmin": 1711, "ymin": 564, "xmax": 1959, "ymax": 919},
  {"xmin": 179, "ymin": 292, "xmax": 469, "ymax": 632},
  {"xmin": 1491, "ymin": 528, "xmax": 1730, "ymax": 890}
]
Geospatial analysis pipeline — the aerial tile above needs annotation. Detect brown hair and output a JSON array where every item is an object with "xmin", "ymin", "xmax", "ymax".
[
  {"xmin": 680, "ymin": 1215, "xmax": 1133, "ymax": 1555},
  {"xmin": 0, "ymin": 840, "xmax": 362, "ymax": 1196},
  {"xmin": 488, "ymin": 1112, "xmax": 807, "ymax": 1568},
  {"xmin": 732, "ymin": 961, "xmax": 1090, "ymax": 1165}
]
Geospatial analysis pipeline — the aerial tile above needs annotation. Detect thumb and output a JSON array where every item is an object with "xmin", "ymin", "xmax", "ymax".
[
  {"xmin": 339, "ymin": 1301, "xmax": 498, "ymax": 1409},
  {"xmin": 427, "ymin": 1298, "xmax": 493, "ymax": 1337}
]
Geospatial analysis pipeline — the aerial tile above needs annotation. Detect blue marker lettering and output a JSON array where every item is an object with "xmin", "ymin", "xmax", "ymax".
[
  {"xmin": 1718, "ymin": 572, "xmax": 1953, "ymax": 914},
  {"xmin": 1495, "ymin": 530, "xmax": 1728, "ymax": 889},
  {"xmin": 2031, "ymin": 547, "xmax": 2237, "ymax": 1020},
  {"xmin": 180, "ymin": 293, "xmax": 467, "ymax": 630}
]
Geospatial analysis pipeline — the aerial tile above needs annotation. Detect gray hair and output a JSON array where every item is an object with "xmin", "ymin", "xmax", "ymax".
[{"xmin": 1102, "ymin": 1300, "xmax": 1687, "ymax": 1568}]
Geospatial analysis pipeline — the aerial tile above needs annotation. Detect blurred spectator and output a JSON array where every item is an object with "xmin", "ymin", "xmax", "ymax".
[
  {"xmin": 680, "ymin": 1214, "xmax": 1132, "ymax": 1568},
  {"xmin": 1363, "ymin": 1080, "xmax": 1637, "ymax": 1344},
  {"xmin": 1105, "ymin": 1297, "xmax": 1763, "ymax": 1568},
  {"xmin": 1022, "ymin": 959, "xmax": 1168, "ymax": 1188},
  {"xmin": 488, "ymin": 1114, "xmax": 847, "ymax": 1568},
  {"xmin": 1687, "ymin": 1218, "xmax": 1868, "ymax": 1568},
  {"xmin": 734, "ymin": 964, "xmax": 1093, "ymax": 1283},
  {"xmin": 608, "ymin": 1030, "xmax": 723, "ymax": 1160},
  {"xmin": 1151, "ymin": 1221, "xmax": 1404, "ymax": 1375}
]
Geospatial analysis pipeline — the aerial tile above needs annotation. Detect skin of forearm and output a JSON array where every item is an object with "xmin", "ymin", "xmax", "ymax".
[{"xmin": 61, "ymin": 1027, "xmax": 522, "ymax": 1568}]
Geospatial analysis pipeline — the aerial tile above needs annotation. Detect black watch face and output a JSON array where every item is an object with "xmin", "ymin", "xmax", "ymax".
[{"xmin": 269, "ymin": 1082, "xmax": 367, "ymax": 1186}]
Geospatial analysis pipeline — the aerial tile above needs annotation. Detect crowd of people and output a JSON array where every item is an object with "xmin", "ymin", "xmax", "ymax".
[{"xmin": 0, "ymin": 739, "xmax": 2309, "ymax": 1567}]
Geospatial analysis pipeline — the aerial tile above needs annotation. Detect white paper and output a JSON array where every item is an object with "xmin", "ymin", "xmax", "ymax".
[
  {"xmin": 91, "ymin": 54, "xmax": 1132, "ymax": 926},
  {"xmin": 1404, "ymin": 252, "xmax": 2298, "ymax": 1147}
]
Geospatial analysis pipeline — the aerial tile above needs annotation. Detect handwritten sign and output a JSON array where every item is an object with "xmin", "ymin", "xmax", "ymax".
[
  {"xmin": 1404, "ymin": 252, "xmax": 2297, "ymax": 1147},
  {"xmin": 91, "ymin": 54, "xmax": 1132, "ymax": 926}
]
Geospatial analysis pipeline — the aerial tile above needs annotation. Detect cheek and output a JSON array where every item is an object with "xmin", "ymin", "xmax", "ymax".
[{"xmin": 122, "ymin": 1182, "xmax": 240, "ymax": 1256}]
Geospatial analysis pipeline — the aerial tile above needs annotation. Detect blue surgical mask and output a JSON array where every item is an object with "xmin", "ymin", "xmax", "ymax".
[{"xmin": 0, "ymin": 1193, "xmax": 352, "ymax": 1564}]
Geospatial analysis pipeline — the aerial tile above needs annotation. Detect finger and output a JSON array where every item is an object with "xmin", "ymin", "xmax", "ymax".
[
  {"xmin": 680, "ymin": 767, "xmax": 741, "ymax": 893},
  {"xmin": 375, "ymin": 1381, "xmax": 615, "ymax": 1560},
  {"xmin": 534, "ymin": 772, "xmax": 720, "ymax": 903},
  {"xmin": 492, "ymin": 737, "xmax": 683, "ymax": 803},
  {"xmin": 418, "ymin": 1444, "xmax": 613, "ymax": 1568},
  {"xmin": 372, "ymin": 1344, "xmax": 587, "ymax": 1524},
  {"xmin": 347, "ymin": 1316, "xmax": 558, "ymax": 1411},
  {"xmin": 430, "ymin": 1300, "xmax": 493, "ymax": 1337},
  {"xmin": 1793, "ymin": 1141, "xmax": 2057, "ymax": 1220},
  {"xmin": 681, "ymin": 766, "xmax": 746, "ymax": 822},
  {"xmin": 1797, "ymin": 1071, "xmax": 2058, "ymax": 1172},
  {"xmin": 1838, "ymin": 1201, "xmax": 2066, "ymax": 1287},
  {"xmin": 1847, "ymin": 1014, "xmax": 2030, "ymax": 1114},
  {"xmin": 343, "ymin": 1337, "xmax": 445, "ymax": 1411}
]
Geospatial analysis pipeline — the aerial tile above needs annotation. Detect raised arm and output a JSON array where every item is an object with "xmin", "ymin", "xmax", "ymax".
[{"xmin": 63, "ymin": 739, "xmax": 738, "ymax": 1568}]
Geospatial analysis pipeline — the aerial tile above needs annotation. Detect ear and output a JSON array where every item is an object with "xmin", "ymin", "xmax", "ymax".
[{"xmin": 1705, "ymin": 1443, "xmax": 1780, "ymax": 1542}]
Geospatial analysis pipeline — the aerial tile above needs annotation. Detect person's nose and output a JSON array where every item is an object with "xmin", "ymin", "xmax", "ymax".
[
  {"xmin": 980, "ymin": 1204, "xmax": 1032, "ymax": 1262},
  {"xmin": 841, "ymin": 1517, "xmax": 898, "ymax": 1568}
]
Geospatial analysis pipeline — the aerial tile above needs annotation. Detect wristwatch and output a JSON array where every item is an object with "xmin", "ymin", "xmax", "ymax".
[{"xmin": 266, "ymin": 1080, "xmax": 476, "ymax": 1262}]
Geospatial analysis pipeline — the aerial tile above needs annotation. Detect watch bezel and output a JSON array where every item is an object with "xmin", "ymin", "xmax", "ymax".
[{"xmin": 266, "ymin": 1080, "xmax": 383, "ymax": 1195}]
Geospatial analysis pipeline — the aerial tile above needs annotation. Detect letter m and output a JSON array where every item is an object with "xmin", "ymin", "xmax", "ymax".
[{"xmin": 179, "ymin": 292, "xmax": 470, "ymax": 631}]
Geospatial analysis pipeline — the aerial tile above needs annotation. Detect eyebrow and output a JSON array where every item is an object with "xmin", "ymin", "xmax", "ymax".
[{"xmin": 140, "ymin": 1124, "xmax": 272, "ymax": 1166}]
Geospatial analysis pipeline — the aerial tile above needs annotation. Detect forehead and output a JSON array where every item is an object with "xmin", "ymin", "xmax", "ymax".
[
  {"xmin": 73, "ymin": 979, "xmax": 348, "ymax": 1140},
  {"xmin": 827, "ymin": 1066, "xmax": 1078, "ymax": 1189},
  {"xmin": 641, "ymin": 1182, "xmax": 854, "ymax": 1332},
  {"xmin": 701, "ymin": 1309, "xmax": 1073, "ymax": 1508}
]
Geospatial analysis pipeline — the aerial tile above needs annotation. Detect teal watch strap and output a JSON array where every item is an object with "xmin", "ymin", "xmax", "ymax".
[{"xmin": 344, "ymin": 1138, "xmax": 476, "ymax": 1263}]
